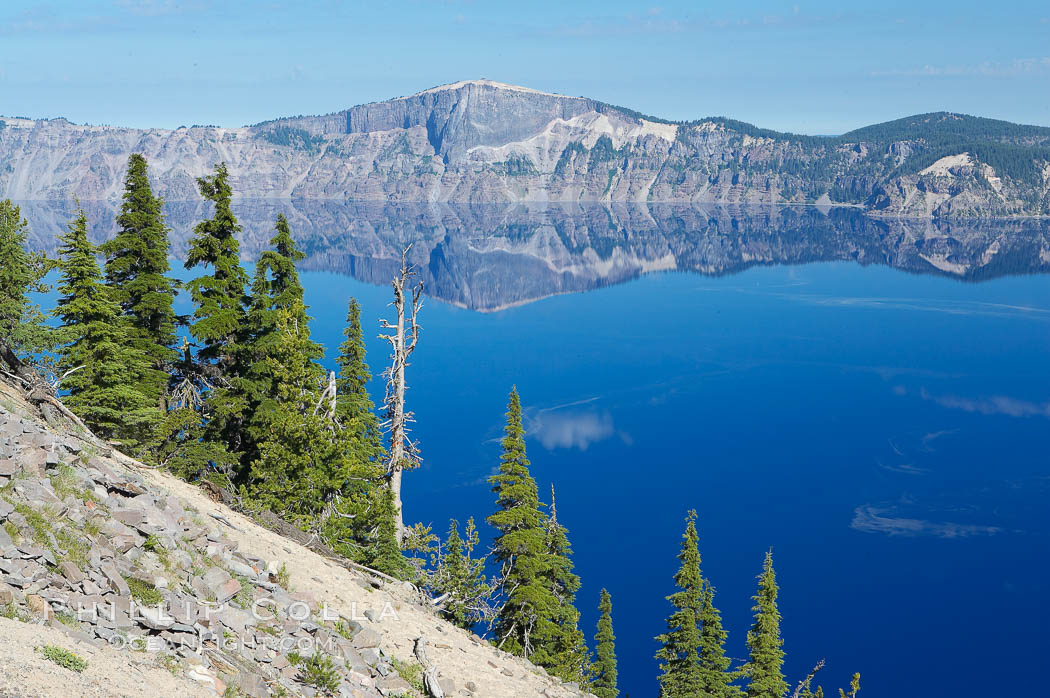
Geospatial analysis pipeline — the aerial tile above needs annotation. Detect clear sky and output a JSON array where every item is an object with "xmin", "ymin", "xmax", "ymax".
[{"xmin": 3, "ymin": 1, "xmax": 1050, "ymax": 134}]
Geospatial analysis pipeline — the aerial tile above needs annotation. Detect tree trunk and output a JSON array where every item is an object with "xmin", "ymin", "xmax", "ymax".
[
  {"xmin": 0, "ymin": 338, "xmax": 36, "ymax": 386},
  {"xmin": 388, "ymin": 290, "xmax": 407, "ymax": 536},
  {"xmin": 0, "ymin": 339, "xmax": 61, "ymax": 424},
  {"xmin": 380, "ymin": 247, "xmax": 423, "ymax": 545}
]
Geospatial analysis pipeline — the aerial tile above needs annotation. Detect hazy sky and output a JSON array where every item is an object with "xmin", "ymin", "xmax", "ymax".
[{"xmin": 3, "ymin": 1, "xmax": 1050, "ymax": 134}]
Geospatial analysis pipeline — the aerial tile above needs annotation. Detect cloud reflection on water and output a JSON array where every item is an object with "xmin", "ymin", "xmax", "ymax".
[
  {"xmin": 530, "ymin": 409, "xmax": 617, "ymax": 451},
  {"xmin": 919, "ymin": 389, "xmax": 1050, "ymax": 418},
  {"xmin": 851, "ymin": 505, "xmax": 1003, "ymax": 538}
]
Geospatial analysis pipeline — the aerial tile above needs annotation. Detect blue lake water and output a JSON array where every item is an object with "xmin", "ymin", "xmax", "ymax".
[
  {"xmin": 311, "ymin": 264, "xmax": 1050, "ymax": 698},
  {"xmin": 21, "ymin": 201, "xmax": 1050, "ymax": 697}
]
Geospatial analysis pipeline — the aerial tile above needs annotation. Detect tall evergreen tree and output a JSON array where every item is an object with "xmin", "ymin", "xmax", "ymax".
[
  {"xmin": 745, "ymin": 551, "xmax": 788, "ymax": 698},
  {"xmin": 336, "ymin": 298, "xmax": 381, "ymax": 453},
  {"xmin": 537, "ymin": 486, "xmax": 590, "ymax": 683},
  {"xmin": 242, "ymin": 214, "xmax": 323, "ymax": 451},
  {"xmin": 656, "ymin": 510, "xmax": 704, "ymax": 697},
  {"xmin": 0, "ymin": 199, "xmax": 50, "ymax": 356},
  {"xmin": 185, "ymin": 163, "xmax": 248, "ymax": 366},
  {"xmin": 246, "ymin": 310, "xmax": 333, "ymax": 518},
  {"xmin": 100, "ymin": 154, "xmax": 178, "ymax": 411},
  {"xmin": 488, "ymin": 387, "xmax": 557, "ymax": 661},
  {"xmin": 333, "ymin": 297, "xmax": 383, "ymax": 480},
  {"xmin": 592, "ymin": 589, "xmax": 619, "ymax": 698},
  {"xmin": 699, "ymin": 584, "xmax": 743, "ymax": 698},
  {"xmin": 184, "ymin": 163, "xmax": 251, "ymax": 469},
  {"xmin": 54, "ymin": 208, "xmax": 157, "ymax": 446},
  {"xmin": 246, "ymin": 214, "xmax": 315, "ymax": 347},
  {"xmin": 317, "ymin": 295, "xmax": 396, "ymax": 573}
]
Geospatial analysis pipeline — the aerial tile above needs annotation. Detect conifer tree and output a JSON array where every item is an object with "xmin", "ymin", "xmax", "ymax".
[
  {"xmin": 699, "ymin": 584, "xmax": 743, "ymax": 698},
  {"xmin": 0, "ymin": 199, "xmax": 50, "ymax": 356},
  {"xmin": 242, "ymin": 214, "xmax": 323, "ymax": 451},
  {"xmin": 246, "ymin": 213, "xmax": 316, "ymax": 359},
  {"xmin": 745, "ymin": 551, "xmax": 788, "ymax": 698},
  {"xmin": 537, "ymin": 486, "xmax": 590, "ymax": 683},
  {"xmin": 488, "ymin": 387, "xmax": 557, "ymax": 660},
  {"xmin": 430, "ymin": 518, "xmax": 491, "ymax": 629},
  {"xmin": 54, "ymin": 208, "xmax": 157, "ymax": 446},
  {"xmin": 363, "ymin": 488, "xmax": 413, "ymax": 578},
  {"xmin": 100, "ymin": 154, "xmax": 177, "ymax": 411},
  {"xmin": 246, "ymin": 309, "xmax": 404, "ymax": 566},
  {"xmin": 184, "ymin": 163, "xmax": 251, "ymax": 468},
  {"xmin": 185, "ymin": 163, "xmax": 248, "ymax": 365},
  {"xmin": 656, "ymin": 510, "xmax": 704, "ymax": 697},
  {"xmin": 150, "ymin": 376, "xmax": 233, "ymax": 480},
  {"xmin": 592, "ymin": 589, "xmax": 619, "ymax": 698},
  {"xmin": 336, "ymin": 298, "xmax": 382, "ymax": 457},
  {"xmin": 333, "ymin": 297, "xmax": 384, "ymax": 500},
  {"xmin": 244, "ymin": 296, "xmax": 406, "ymax": 576},
  {"xmin": 317, "ymin": 296, "xmax": 395, "ymax": 573},
  {"xmin": 246, "ymin": 310, "xmax": 332, "ymax": 515}
]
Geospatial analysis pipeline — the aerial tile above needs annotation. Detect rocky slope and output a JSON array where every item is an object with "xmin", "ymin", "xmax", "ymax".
[
  {"xmin": 0, "ymin": 379, "xmax": 594, "ymax": 698},
  {"xmin": 2, "ymin": 80, "xmax": 1049, "ymax": 217}
]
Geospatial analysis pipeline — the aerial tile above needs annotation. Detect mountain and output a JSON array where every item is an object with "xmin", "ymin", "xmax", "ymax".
[{"xmin": 3, "ymin": 79, "xmax": 1050, "ymax": 217}]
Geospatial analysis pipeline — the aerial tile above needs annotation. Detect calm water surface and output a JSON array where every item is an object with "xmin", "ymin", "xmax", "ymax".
[
  {"xmin": 24, "ymin": 202, "xmax": 1050, "ymax": 697},
  {"xmin": 310, "ymin": 263, "xmax": 1049, "ymax": 698}
]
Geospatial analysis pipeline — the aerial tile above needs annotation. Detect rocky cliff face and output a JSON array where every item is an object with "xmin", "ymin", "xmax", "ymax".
[
  {"xmin": 2, "ymin": 80, "xmax": 1049, "ymax": 217},
  {"xmin": 0, "ymin": 380, "xmax": 594, "ymax": 698}
]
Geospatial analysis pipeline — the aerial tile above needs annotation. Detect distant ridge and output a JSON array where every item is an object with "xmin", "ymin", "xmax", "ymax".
[{"xmin": 1, "ymin": 79, "xmax": 1048, "ymax": 217}]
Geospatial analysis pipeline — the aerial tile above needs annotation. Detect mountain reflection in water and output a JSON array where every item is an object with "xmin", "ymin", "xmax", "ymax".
[{"xmin": 18, "ymin": 201, "xmax": 1050, "ymax": 310}]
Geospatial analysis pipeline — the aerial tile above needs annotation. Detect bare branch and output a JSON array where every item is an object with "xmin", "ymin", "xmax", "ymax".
[
  {"xmin": 59, "ymin": 365, "xmax": 85, "ymax": 381},
  {"xmin": 791, "ymin": 659, "xmax": 826, "ymax": 698},
  {"xmin": 413, "ymin": 637, "xmax": 445, "ymax": 698},
  {"xmin": 0, "ymin": 368, "xmax": 30, "ymax": 387}
]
